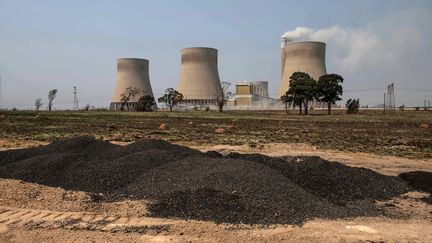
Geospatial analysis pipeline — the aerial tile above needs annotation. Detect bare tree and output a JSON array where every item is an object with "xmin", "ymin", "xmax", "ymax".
[
  {"xmin": 119, "ymin": 87, "xmax": 140, "ymax": 111},
  {"xmin": 215, "ymin": 81, "xmax": 232, "ymax": 112},
  {"xmin": 48, "ymin": 89, "xmax": 57, "ymax": 111},
  {"xmin": 35, "ymin": 98, "xmax": 43, "ymax": 111}
]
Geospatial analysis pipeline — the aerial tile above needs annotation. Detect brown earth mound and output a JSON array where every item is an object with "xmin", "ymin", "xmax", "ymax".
[{"xmin": 0, "ymin": 137, "xmax": 412, "ymax": 224}]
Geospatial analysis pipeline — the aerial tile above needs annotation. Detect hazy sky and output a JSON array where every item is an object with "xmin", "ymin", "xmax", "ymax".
[{"xmin": 0, "ymin": 0, "xmax": 431, "ymax": 109}]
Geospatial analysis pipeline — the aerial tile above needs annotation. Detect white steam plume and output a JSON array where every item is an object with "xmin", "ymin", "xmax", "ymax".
[
  {"xmin": 281, "ymin": 27, "xmax": 314, "ymax": 42},
  {"xmin": 281, "ymin": 26, "xmax": 395, "ymax": 73},
  {"xmin": 281, "ymin": 7, "xmax": 431, "ymax": 107}
]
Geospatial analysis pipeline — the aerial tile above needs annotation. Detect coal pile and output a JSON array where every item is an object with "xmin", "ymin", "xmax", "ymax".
[
  {"xmin": 226, "ymin": 153, "xmax": 408, "ymax": 202},
  {"xmin": 148, "ymin": 188, "xmax": 261, "ymax": 223},
  {"xmin": 398, "ymin": 171, "xmax": 432, "ymax": 194},
  {"xmin": 0, "ymin": 137, "xmax": 412, "ymax": 224}
]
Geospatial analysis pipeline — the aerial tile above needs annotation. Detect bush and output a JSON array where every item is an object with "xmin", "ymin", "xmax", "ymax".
[
  {"xmin": 346, "ymin": 98, "xmax": 360, "ymax": 114},
  {"xmin": 136, "ymin": 95, "xmax": 156, "ymax": 112}
]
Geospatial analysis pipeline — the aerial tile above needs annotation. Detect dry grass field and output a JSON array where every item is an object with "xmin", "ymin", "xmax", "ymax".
[{"xmin": 1, "ymin": 109, "xmax": 431, "ymax": 158}]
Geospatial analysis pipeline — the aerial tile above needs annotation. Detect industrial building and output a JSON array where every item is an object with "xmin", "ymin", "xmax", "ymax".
[
  {"xmin": 279, "ymin": 40, "xmax": 327, "ymax": 98},
  {"xmin": 177, "ymin": 47, "xmax": 223, "ymax": 106},
  {"xmin": 235, "ymin": 81, "xmax": 270, "ymax": 106},
  {"xmin": 110, "ymin": 58, "xmax": 155, "ymax": 111}
]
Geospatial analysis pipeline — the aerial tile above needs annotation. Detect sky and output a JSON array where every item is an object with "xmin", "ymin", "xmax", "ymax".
[{"xmin": 0, "ymin": 0, "xmax": 431, "ymax": 109}]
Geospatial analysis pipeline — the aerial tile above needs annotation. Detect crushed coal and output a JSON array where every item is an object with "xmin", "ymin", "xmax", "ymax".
[
  {"xmin": 148, "ymin": 188, "xmax": 262, "ymax": 224},
  {"xmin": 398, "ymin": 171, "xmax": 432, "ymax": 194},
  {"xmin": 0, "ymin": 136, "xmax": 413, "ymax": 224},
  {"xmin": 226, "ymin": 153, "xmax": 408, "ymax": 202}
]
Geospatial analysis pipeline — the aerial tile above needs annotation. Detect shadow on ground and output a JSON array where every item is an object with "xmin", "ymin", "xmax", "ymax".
[{"xmin": 0, "ymin": 136, "xmax": 423, "ymax": 225}]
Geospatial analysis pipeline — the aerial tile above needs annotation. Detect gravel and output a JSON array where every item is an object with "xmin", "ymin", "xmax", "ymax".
[{"xmin": 0, "ymin": 136, "xmax": 412, "ymax": 224}]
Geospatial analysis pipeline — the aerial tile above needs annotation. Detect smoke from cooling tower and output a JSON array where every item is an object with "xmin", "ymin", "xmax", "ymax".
[
  {"xmin": 281, "ymin": 26, "xmax": 395, "ymax": 73},
  {"xmin": 281, "ymin": 27, "xmax": 314, "ymax": 42}
]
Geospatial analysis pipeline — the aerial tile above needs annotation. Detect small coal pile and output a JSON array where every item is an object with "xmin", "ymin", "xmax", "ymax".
[
  {"xmin": 227, "ymin": 153, "xmax": 409, "ymax": 202},
  {"xmin": 398, "ymin": 171, "xmax": 432, "ymax": 194},
  {"xmin": 0, "ymin": 136, "xmax": 115, "ymax": 166},
  {"xmin": 0, "ymin": 137, "xmax": 413, "ymax": 224}
]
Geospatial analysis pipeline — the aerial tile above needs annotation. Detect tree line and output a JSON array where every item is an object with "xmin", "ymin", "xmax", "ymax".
[
  {"xmin": 281, "ymin": 71, "xmax": 359, "ymax": 115},
  {"xmin": 35, "ymin": 76, "xmax": 358, "ymax": 113}
]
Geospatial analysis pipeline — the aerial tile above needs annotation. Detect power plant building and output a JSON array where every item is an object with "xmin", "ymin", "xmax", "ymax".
[
  {"xmin": 110, "ymin": 58, "xmax": 155, "ymax": 110},
  {"xmin": 177, "ymin": 47, "xmax": 223, "ymax": 106},
  {"xmin": 279, "ymin": 41, "xmax": 327, "ymax": 98},
  {"xmin": 235, "ymin": 81, "xmax": 270, "ymax": 106}
]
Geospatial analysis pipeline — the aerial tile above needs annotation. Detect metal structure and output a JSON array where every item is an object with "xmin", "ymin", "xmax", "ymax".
[
  {"xmin": 73, "ymin": 86, "xmax": 79, "ymax": 110},
  {"xmin": 385, "ymin": 83, "xmax": 395, "ymax": 110},
  {"xmin": 279, "ymin": 41, "xmax": 327, "ymax": 98},
  {"xmin": 110, "ymin": 58, "xmax": 155, "ymax": 110},
  {"xmin": 177, "ymin": 47, "xmax": 223, "ymax": 106}
]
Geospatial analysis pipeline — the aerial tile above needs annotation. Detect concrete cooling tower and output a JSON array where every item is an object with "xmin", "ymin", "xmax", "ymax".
[
  {"xmin": 177, "ymin": 47, "xmax": 223, "ymax": 105},
  {"xmin": 278, "ymin": 41, "xmax": 327, "ymax": 98},
  {"xmin": 110, "ymin": 58, "xmax": 155, "ymax": 110}
]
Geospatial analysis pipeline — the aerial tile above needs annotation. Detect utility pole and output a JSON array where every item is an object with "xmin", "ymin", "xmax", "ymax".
[{"xmin": 383, "ymin": 93, "xmax": 386, "ymax": 114}]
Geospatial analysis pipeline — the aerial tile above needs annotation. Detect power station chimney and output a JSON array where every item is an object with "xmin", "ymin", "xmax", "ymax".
[
  {"xmin": 280, "ymin": 37, "xmax": 288, "ymax": 80},
  {"xmin": 110, "ymin": 58, "xmax": 155, "ymax": 110},
  {"xmin": 177, "ymin": 47, "xmax": 223, "ymax": 105},
  {"xmin": 278, "ymin": 41, "xmax": 327, "ymax": 98}
]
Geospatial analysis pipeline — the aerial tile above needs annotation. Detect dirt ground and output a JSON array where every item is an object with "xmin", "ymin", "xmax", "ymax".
[{"xmin": 1, "ymin": 141, "xmax": 431, "ymax": 242}]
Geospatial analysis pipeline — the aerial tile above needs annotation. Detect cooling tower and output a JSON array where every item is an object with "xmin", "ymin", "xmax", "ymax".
[
  {"xmin": 177, "ymin": 47, "xmax": 223, "ymax": 104},
  {"xmin": 110, "ymin": 58, "xmax": 155, "ymax": 110},
  {"xmin": 278, "ymin": 41, "xmax": 327, "ymax": 98}
]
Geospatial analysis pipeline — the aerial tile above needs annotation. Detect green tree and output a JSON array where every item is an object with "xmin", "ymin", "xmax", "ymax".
[
  {"xmin": 136, "ymin": 95, "xmax": 156, "ymax": 112},
  {"xmin": 48, "ymin": 89, "xmax": 57, "ymax": 111},
  {"xmin": 316, "ymin": 74, "xmax": 344, "ymax": 115},
  {"xmin": 280, "ymin": 93, "xmax": 291, "ymax": 113},
  {"xmin": 286, "ymin": 72, "xmax": 316, "ymax": 115},
  {"xmin": 158, "ymin": 88, "xmax": 183, "ymax": 112},
  {"xmin": 346, "ymin": 98, "xmax": 360, "ymax": 114}
]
